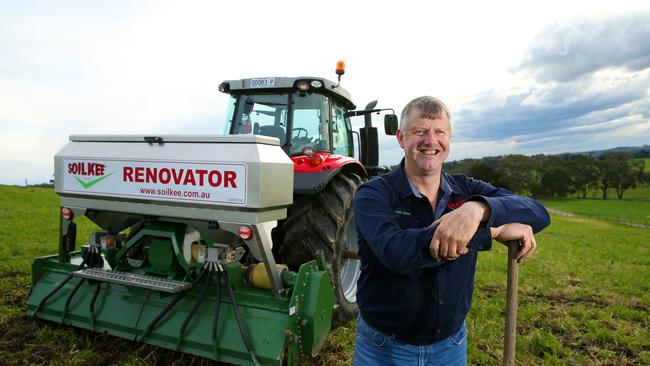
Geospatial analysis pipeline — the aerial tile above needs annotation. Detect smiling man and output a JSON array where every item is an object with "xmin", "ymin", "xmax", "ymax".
[{"xmin": 352, "ymin": 96, "xmax": 551, "ymax": 365}]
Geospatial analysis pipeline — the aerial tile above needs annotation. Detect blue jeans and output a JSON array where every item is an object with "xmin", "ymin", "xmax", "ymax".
[{"xmin": 353, "ymin": 315, "xmax": 467, "ymax": 366}]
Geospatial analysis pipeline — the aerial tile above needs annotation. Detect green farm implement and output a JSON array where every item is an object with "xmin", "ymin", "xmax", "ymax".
[{"xmin": 28, "ymin": 64, "xmax": 398, "ymax": 365}]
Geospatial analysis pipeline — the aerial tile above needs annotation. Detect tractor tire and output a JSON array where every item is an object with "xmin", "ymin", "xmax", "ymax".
[{"xmin": 277, "ymin": 172, "xmax": 365, "ymax": 325}]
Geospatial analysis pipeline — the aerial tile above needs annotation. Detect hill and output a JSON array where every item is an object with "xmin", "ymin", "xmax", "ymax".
[{"xmin": 571, "ymin": 144, "xmax": 650, "ymax": 158}]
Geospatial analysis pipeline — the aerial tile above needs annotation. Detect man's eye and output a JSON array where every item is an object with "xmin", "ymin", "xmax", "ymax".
[{"xmin": 414, "ymin": 130, "xmax": 425, "ymax": 136}]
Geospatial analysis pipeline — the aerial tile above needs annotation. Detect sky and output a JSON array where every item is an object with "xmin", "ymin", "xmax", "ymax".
[{"xmin": 1, "ymin": 0, "xmax": 649, "ymax": 185}]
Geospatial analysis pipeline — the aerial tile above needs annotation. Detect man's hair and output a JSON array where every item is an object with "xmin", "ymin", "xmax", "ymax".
[{"xmin": 399, "ymin": 96, "xmax": 451, "ymax": 132}]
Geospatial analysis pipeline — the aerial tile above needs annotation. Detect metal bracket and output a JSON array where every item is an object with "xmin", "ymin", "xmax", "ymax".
[{"xmin": 251, "ymin": 221, "xmax": 284, "ymax": 297}]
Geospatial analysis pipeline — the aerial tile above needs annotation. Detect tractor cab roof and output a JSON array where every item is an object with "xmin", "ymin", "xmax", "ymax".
[{"xmin": 219, "ymin": 76, "xmax": 356, "ymax": 110}]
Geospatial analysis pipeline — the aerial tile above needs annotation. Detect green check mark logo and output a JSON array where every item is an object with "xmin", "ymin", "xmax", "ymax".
[{"xmin": 74, "ymin": 172, "xmax": 114, "ymax": 189}]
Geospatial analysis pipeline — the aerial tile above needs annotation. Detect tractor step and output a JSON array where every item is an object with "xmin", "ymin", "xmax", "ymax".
[{"xmin": 73, "ymin": 268, "xmax": 192, "ymax": 293}]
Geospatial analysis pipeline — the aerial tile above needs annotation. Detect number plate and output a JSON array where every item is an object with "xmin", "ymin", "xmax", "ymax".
[{"xmin": 249, "ymin": 78, "xmax": 275, "ymax": 88}]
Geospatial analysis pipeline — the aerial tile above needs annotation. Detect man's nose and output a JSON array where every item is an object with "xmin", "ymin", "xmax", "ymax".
[{"xmin": 419, "ymin": 130, "xmax": 437, "ymax": 143}]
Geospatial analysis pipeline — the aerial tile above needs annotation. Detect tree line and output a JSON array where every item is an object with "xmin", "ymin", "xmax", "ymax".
[{"xmin": 443, "ymin": 151, "xmax": 649, "ymax": 199}]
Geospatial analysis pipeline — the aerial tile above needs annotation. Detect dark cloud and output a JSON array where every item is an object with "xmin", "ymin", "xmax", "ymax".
[
  {"xmin": 516, "ymin": 12, "xmax": 650, "ymax": 83},
  {"xmin": 455, "ymin": 71, "xmax": 649, "ymax": 141}
]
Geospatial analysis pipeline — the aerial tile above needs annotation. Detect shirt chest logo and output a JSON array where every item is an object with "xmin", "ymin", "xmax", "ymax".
[
  {"xmin": 447, "ymin": 200, "xmax": 465, "ymax": 210},
  {"xmin": 395, "ymin": 210, "xmax": 412, "ymax": 216}
]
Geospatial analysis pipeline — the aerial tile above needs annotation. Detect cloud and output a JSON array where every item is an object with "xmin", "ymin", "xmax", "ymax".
[
  {"xmin": 450, "ymin": 12, "xmax": 650, "ymax": 160},
  {"xmin": 516, "ymin": 12, "xmax": 650, "ymax": 83},
  {"xmin": 2, "ymin": 4, "xmax": 650, "ymax": 184},
  {"xmin": 455, "ymin": 68, "xmax": 650, "ymax": 141},
  {"xmin": 453, "ymin": 70, "xmax": 650, "ymax": 159}
]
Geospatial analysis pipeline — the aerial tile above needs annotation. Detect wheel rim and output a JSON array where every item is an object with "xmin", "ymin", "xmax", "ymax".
[{"xmin": 340, "ymin": 215, "xmax": 361, "ymax": 303}]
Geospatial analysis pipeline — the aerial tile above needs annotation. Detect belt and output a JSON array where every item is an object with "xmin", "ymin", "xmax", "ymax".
[{"xmin": 360, "ymin": 312, "xmax": 439, "ymax": 346}]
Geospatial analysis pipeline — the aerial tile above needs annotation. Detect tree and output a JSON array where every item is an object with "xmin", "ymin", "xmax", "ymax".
[
  {"xmin": 597, "ymin": 156, "xmax": 617, "ymax": 200},
  {"xmin": 570, "ymin": 155, "xmax": 600, "ymax": 198},
  {"xmin": 537, "ymin": 164, "xmax": 573, "ymax": 197},
  {"xmin": 465, "ymin": 160, "xmax": 500, "ymax": 186},
  {"xmin": 496, "ymin": 155, "xmax": 535, "ymax": 195},
  {"xmin": 597, "ymin": 152, "xmax": 641, "ymax": 200},
  {"xmin": 529, "ymin": 156, "xmax": 574, "ymax": 198},
  {"xmin": 614, "ymin": 158, "xmax": 645, "ymax": 199}
]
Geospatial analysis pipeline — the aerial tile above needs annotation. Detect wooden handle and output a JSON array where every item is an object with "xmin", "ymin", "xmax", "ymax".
[{"xmin": 504, "ymin": 240, "xmax": 519, "ymax": 366}]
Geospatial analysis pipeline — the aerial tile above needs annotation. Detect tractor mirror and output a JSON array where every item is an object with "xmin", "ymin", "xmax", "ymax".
[{"xmin": 384, "ymin": 115, "xmax": 398, "ymax": 135}]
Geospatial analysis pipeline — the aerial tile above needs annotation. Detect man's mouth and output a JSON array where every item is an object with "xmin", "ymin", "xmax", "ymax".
[{"xmin": 419, "ymin": 148, "xmax": 441, "ymax": 156}]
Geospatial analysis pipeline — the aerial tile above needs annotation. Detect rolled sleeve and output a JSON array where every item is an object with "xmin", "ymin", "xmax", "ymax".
[
  {"xmin": 464, "ymin": 177, "xmax": 551, "ymax": 233},
  {"xmin": 469, "ymin": 194, "xmax": 550, "ymax": 233}
]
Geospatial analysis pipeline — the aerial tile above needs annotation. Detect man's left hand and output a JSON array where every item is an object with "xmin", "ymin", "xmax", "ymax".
[
  {"xmin": 429, "ymin": 201, "xmax": 490, "ymax": 261},
  {"xmin": 490, "ymin": 223, "xmax": 537, "ymax": 263}
]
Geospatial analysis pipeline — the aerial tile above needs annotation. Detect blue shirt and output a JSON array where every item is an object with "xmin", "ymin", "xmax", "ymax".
[{"xmin": 353, "ymin": 160, "xmax": 550, "ymax": 345}]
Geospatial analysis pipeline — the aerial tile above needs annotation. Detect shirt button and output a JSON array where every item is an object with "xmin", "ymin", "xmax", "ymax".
[
  {"xmin": 436, "ymin": 329, "xmax": 441, "ymax": 334},
  {"xmin": 478, "ymin": 245, "xmax": 484, "ymax": 250}
]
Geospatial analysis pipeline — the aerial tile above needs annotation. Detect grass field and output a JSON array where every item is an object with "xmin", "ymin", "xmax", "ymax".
[
  {"xmin": 617, "ymin": 185, "xmax": 650, "ymax": 200},
  {"xmin": 1, "ymin": 186, "xmax": 650, "ymax": 365},
  {"xmin": 580, "ymin": 185, "xmax": 650, "ymax": 201},
  {"xmin": 542, "ymin": 197, "xmax": 650, "ymax": 227},
  {"xmin": 640, "ymin": 158, "xmax": 650, "ymax": 167}
]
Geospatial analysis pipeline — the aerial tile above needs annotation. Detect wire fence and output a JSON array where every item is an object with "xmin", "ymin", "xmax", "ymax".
[{"xmin": 545, "ymin": 208, "xmax": 650, "ymax": 229}]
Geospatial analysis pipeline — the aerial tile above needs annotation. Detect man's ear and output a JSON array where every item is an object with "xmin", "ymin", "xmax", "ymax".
[{"xmin": 396, "ymin": 129, "xmax": 404, "ymax": 148}]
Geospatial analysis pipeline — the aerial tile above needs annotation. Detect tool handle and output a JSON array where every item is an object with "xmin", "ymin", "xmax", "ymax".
[{"xmin": 504, "ymin": 240, "xmax": 519, "ymax": 366}]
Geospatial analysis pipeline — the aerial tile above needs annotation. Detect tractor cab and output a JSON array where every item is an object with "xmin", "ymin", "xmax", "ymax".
[{"xmin": 220, "ymin": 77, "xmax": 356, "ymax": 159}]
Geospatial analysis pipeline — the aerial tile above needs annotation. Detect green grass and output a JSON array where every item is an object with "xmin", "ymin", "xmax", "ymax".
[
  {"xmin": 0, "ymin": 186, "xmax": 96, "ymax": 274},
  {"xmin": 542, "ymin": 197, "xmax": 650, "ymax": 227},
  {"xmin": 1, "ymin": 186, "xmax": 650, "ymax": 365},
  {"xmin": 320, "ymin": 215, "xmax": 650, "ymax": 365},
  {"xmin": 581, "ymin": 185, "xmax": 650, "ymax": 201},
  {"xmin": 620, "ymin": 185, "xmax": 650, "ymax": 200},
  {"xmin": 640, "ymin": 158, "xmax": 650, "ymax": 167}
]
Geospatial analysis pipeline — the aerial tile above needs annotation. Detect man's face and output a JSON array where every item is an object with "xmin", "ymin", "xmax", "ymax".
[{"xmin": 396, "ymin": 110, "xmax": 451, "ymax": 176}]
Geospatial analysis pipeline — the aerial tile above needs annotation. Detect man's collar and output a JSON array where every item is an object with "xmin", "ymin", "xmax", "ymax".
[{"xmin": 394, "ymin": 159, "xmax": 459, "ymax": 198}]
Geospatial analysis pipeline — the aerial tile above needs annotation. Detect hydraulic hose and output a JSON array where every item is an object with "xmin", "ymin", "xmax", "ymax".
[
  {"xmin": 138, "ymin": 267, "xmax": 207, "ymax": 341},
  {"xmin": 212, "ymin": 268, "xmax": 222, "ymax": 341},
  {"xmin": 89, "ymin": 281, "xmax": 102, "ymax": 329},
  {"xmin": 33, "ymin": 254, "xmax": 89, "ymax": 315},
  {"xmin": 223, "ymin": 269, "xmax": 260, "ymax": 366},
  {"xmin": 62, "ymin": 277, "xmax": 86, "ymax": 322},
  {"xmin": 60, "ymin": 245, "xmax": 105, "ymax": 321},
  {"xmin": 176, "ymin": 269, "xmax": 213, "ymax": 350}
]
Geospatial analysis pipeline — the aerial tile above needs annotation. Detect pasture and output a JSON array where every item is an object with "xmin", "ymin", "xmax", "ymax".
[
  {"xmin": 1, "ymin": 185, "xmax": 649, "ymax": 365},
  {"xmin": 542, "ymin": 198, "xmax": 650, "ymax": 227}
]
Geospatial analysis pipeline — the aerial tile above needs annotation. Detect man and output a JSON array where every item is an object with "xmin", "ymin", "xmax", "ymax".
[{"xmin": 352, "ymin": 96, "xmax": 550, "ymax": 365}]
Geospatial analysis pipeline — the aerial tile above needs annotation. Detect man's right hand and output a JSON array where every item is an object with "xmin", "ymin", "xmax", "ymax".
[{"xmin": 428, "ymin": 201, "xmax": 489, "ymax": 261}]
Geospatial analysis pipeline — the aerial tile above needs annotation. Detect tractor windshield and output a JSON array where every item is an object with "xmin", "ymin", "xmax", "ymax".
[
  {"xmin": 290, "ymin": 92, "xmax": 330, "ymax": 155},
  {"xmin": 226, "ymin": 92, "xmax": 333, "ymax": 156}
]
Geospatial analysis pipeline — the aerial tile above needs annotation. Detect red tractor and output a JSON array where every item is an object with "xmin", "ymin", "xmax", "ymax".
[{"xmin": 219, "ymin": 63, "xmax": 397, "ymax": 322}]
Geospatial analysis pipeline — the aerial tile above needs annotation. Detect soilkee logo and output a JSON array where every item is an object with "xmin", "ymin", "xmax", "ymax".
[{"xmin": 68, "ymin": 162, "xmax": 114, "ymax": 189}]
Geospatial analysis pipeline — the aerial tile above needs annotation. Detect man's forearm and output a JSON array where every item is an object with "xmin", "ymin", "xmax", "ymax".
[{"xmin": 465, "ymin": 200, "xmax": 491, "ymax": 223}]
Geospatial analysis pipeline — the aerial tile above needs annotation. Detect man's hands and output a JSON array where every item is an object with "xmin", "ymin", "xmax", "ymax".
[
  {"xmin": 429, "ymin": 201, "xmax": 490, "ymax": 261},
  {"xmin": 490, "ymin": 223, "xmax": 537, "ymax": 263},
  {"xmin": 428, "ymin": 201, "xmax": 537, "ymax": 263}
]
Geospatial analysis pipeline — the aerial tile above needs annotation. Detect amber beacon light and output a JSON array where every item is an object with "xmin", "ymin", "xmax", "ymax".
[{"xmin": 335, "ymin": 60, "xmax": 345, "ymax": 76}]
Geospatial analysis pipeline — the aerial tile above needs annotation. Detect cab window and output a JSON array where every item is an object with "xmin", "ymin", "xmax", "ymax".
[
  {"xmin": 222, "ymin": 96, "xmax": 237, "ymax": 134},
  {"xmin": 231, "ymin": 93, "xmax": 289, "ymax": 145},
  {"xmin": 331, "ymin": 102, "xmax": 352, "ymax": 157}
]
